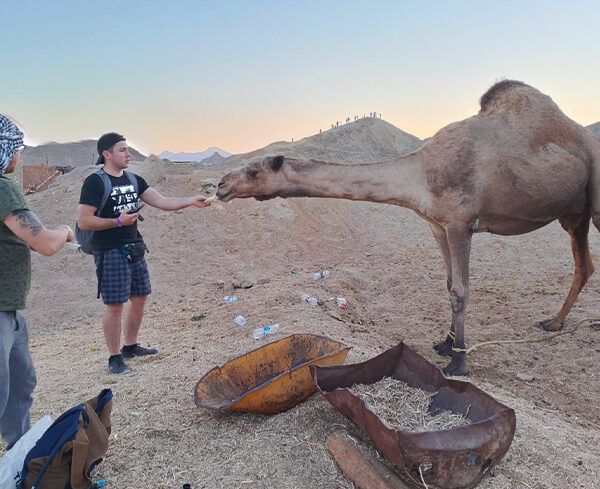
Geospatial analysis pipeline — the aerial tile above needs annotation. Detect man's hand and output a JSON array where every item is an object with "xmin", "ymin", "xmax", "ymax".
[
  {"xmin": 191, "ymin": 195, "xmax": 211, "ymax": 208},
  {"xmin": 59, "ymin": 224, "xmax": 75, "ymax": 242},
  {"xmin": 118, "ymin": 209, "xmax": 140, "ymax": 226}
]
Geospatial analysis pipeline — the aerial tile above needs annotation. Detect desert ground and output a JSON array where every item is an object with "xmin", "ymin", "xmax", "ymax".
[{"xmin": 2, "ymin": 161, "xmax": 599, "ymax": 489}]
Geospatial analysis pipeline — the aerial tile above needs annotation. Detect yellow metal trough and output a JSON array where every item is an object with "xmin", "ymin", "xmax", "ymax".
[{"xmin": 194, "ymin": 334, "xmax": 350, "ymax": 414}]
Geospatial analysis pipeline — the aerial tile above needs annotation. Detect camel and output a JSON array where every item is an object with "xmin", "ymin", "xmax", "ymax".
[{"xmin": 216, "ymin": 80, "xmax": 600, "ymax": 376}]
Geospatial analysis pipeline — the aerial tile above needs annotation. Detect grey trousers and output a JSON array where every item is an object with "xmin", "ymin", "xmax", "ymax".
[{"xmin": 0, "ymin": 311, "xmax": 37, "ymax": 450}]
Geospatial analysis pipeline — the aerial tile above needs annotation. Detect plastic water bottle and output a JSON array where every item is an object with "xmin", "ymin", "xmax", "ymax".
[
  {"xmin": 307, "ymin": 297, "xmax": 318, "ymax": 305},
  {"xmin": 313, "ymin": 269, "xmax": 331, "ymax": 279},
  {"xmin": 234, "ymin": 315, "xmax": 246, "ymax": 326},
  {"xmin": 253, "ymin": 324, "xmax": 279, "ymax": 339},
  {"xmin": 225, "ymin": 296, "xmax": 237, "ymax": 303},
  {"xmin": 301, "ymin": 294, "xmax": 311, "ymax": 302}
]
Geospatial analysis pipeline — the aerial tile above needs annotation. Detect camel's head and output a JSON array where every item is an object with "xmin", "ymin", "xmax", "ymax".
[{"xmin": 217, "ymin": 155, "xmax": 286, "ymax": 202}]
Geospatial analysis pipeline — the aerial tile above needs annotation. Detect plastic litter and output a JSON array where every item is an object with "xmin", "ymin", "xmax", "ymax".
[
  {"xmin": 301, "ymin": 295, "xmax": 318, "ymax": 305},
  {"xmin": 313, "ymin": 269, "xmax": 331, "ymax": 279},
  {"xmin": 234, "ymin": 315, "xmax": 246, "ymax": 327},
  {"xmin": 336, "ymin": 297, "xmax": 347, "ymax": 309},
  {"xmin": 224, "ymin": 296, "xmax": 237, "ymax": 303},
  {"xmin": 253, "ymin": 324, "xmax": 279, "ymax": 339}
]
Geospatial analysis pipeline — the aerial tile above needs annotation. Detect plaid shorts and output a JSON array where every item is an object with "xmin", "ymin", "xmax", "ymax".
[{"xmin": 94, "ymin": 248, "xmax": 152, "ymax": 305}]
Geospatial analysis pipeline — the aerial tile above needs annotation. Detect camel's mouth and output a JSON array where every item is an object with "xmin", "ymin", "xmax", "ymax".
[
  {"xmin": 216, "ymin": 189, "xmax": 233, "ymax": 202},
  {"xmin": 255, "ymin": 194, "xmax": 277, "ymax": 201}
]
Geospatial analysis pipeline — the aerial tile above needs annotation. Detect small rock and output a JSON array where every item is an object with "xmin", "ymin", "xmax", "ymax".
[{"xmin": 516, "ymin": 372, "xmax": 536, "ymax": 382}]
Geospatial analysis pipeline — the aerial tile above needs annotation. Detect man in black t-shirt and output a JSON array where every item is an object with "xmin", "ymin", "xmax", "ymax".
[{"xmin": 78, "ymin": 133, "xmax": 211, "ymax": 375}]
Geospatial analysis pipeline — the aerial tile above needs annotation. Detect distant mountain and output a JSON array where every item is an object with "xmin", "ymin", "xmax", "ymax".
[
  {"xmin": 199, "ymin": 152, "xmax": 227, "ymax": 165},
  {"xmin": 21, "ymin": 140, "xmax": 146, "ymax": 167},
  {"xmin": 159, "ymin": 147, "xmax": 231, "ymax": 163},
  {"xmin": 221, "ymin": 117, "xmax": 422, "ymax": 168},
  {"xmin": 586, "ymin": 122, "xmax": 600, "ymax": 139}
]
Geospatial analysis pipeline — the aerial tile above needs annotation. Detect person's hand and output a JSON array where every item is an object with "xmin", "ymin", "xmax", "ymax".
[
  {"xmin": 118, "ymin": 209, "xmax": 140, "ymax": 226},
  {"xmin": 59, "ymin": 225, "xmax": 75, "ymax": 242},
  {"xmin": 191, "ymin": 195, "xmax": 211, "ymax": 208}
]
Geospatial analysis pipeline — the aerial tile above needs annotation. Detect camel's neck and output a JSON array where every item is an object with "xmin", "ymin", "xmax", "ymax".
[{"xmin": 281, "ymin": 156, "xmax": 431, "ymax": 212}]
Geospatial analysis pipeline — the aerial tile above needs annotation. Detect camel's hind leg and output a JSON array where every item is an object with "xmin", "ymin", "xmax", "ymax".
[
  {"xmin": 429, "ymin": 223, "xmax": 455, "ymax": 357},
  {"xmin": 538, "ymin": 213, "xmax": 594, "ymax": 331}
]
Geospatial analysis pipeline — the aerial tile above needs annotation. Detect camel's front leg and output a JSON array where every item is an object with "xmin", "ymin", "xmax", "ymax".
[
  {"xmin": 442, "ymin": 225, "xmax": 473, "ymax": 377},
  {"xmin": 429, "ymin": 223, "xmax": 454, "ymax": 357}
]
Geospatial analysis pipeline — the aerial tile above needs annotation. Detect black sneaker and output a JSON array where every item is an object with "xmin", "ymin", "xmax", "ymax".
[
  {"xmin": 121, "ymin": 343, "xmax": 158, "ymax": 359},
  {"xmin": 108, "ymin": 355, "xmax": 131, "ymax": 375}
]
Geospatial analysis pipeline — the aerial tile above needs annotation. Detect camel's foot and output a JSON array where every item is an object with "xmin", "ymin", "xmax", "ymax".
[
  {"xmin": 433, "ymin": 337, "xmax": 454, "ymax": 357},
  {"xmin": 442, "ymin": 354, "xmax": 470, "ymax": 377},
  {"xmin": 536, "ymin": 318, "xmax": 563, "ymax": 332}
]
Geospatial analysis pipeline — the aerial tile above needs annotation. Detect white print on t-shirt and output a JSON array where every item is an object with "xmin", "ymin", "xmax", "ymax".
[{"xmin": 110, "ymin": 184, "xmax": 138, "ymax": 214}]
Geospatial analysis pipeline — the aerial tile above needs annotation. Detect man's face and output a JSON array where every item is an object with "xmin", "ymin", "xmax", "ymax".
[
  {"xmin": 104, "ymin": 140, "xmax": 130, "ymax": 169},
  {"xmin": 4, "ymin": 148, "xmax": 21, "ymax": 174}
]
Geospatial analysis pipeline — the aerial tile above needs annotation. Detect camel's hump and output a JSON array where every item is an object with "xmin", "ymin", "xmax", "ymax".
[{"xmin": 479, "ymin": 80, "xmax": 556, "ymax": 114}]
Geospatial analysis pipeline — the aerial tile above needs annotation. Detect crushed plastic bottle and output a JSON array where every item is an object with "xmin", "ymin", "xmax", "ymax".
[
  {"xmin": 234, "ymin": 315, "xmax": 246, "ymax": 326},
  {"xmin": 313, "ymin": 272, "xmax": 322, "ymax": 280},
  {"xmin": 313, "ymin": 269, "xmax": 331, "ymax": 279},
  {"xmin": 336, "ymin": 297, "xmax": 347, "ymax": 309},
  {"xmin": 224, "ymin": 296, "xmax": 237, "ymax": 303},
  {"xmin": 253, "ymin": 324, "xmax": 279, "ymax": 339},
  {"xmin": 301, "ymin": 294, "xmax": 317, "ymax": 305}
]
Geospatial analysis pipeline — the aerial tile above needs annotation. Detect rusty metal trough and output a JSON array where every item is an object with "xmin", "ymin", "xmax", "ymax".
[
  {"xmin": 311, "ymin": 342, "xmax": 516, "ymax": 489},
  {"xmin": 195, "ymin": 334, "xmax": 350, "ymax": 414}
]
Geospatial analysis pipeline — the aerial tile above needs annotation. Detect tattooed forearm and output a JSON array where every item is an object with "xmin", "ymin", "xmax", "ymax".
[{"xmin": 12, "ymin": 210, "xmax": 43, "ymax": 236}]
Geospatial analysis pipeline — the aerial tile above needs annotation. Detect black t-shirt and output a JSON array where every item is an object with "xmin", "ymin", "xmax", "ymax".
[{"xmin": 79, "ymin": 171, "xmax": 150, "ymax": 252}]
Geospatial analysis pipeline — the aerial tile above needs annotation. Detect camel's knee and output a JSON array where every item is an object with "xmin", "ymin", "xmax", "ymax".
[{"xmin": 449, "ymin": 290, "xmax": 465, "ymax": 313}]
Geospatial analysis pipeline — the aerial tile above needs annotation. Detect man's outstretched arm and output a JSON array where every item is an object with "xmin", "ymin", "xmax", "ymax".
[
  {"xmin": 4, "ymin": 209, "xmax": 73, "ymax": 256},
  {"xmin": 140, "ymin": 187, "xmax": 210, "ymax": 211}
]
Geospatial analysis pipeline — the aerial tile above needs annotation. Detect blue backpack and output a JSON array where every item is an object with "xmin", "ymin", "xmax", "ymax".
[
  {"xmin": 18, "ymin": 389, "xmax": 113, "ymax": 489},
  {"xmin": 75, "ymin": 169, "xmax": 138, "ymax": 254}
]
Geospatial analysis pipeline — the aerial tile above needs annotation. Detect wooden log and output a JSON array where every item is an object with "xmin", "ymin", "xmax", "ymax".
[{"xmin": 326, "ymin": 433, "xmax": 412, "ymax": 489}]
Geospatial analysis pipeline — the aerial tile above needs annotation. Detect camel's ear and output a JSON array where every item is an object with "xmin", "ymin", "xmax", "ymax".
[{"xmin": 270, "ymin": 155, "xmax": 284, "ymax": 172}]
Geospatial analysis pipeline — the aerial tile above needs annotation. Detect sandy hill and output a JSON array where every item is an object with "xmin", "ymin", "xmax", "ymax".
[
  {"xmin": 586, "ymin": 122, "xmax": 600, "ymax": 139},
  {"xmin": 222, "ymin": 117, "xmax": 422, "ymax": 168},
  {"xmin": 22, "ymin": 139, "xmax": 146, "ymax": 167},
  {"xmin": 3, "ymin": 132, "xmax": 599, "ymax": 487}
]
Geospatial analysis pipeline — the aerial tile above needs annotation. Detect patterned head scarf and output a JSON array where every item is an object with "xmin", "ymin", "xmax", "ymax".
[{"xmin": 0, "ymin": 114, "xmax": 24, "ymax": 176}]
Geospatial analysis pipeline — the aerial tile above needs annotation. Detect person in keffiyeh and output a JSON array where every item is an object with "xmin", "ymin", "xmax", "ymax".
[
  {"xmin": 0, "ymin": 113, "xmax": 75, "ymax": 450},
  {"xmin": 0, "ymin": 114, "xmax": 24, "ymax": 176}
]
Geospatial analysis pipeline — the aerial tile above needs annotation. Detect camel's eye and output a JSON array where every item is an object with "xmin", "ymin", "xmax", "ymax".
[{"xmin": 247, "ymin": 169, "xmax": 259, "ymax": 179}]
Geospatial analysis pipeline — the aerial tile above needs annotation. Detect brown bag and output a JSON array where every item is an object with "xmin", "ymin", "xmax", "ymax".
[{"xmin": 20, "ymin": 389, "xmax": 113, "ymax": 489}]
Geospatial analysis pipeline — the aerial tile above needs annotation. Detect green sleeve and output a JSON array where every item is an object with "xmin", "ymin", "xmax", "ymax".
[{"xmin": 0, "ymin": 177, "xmax": 29, "ymax": 221}]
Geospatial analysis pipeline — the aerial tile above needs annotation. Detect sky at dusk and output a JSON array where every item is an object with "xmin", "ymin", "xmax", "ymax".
[{"xmin": 1, "ymin": 1, "xmax": 599, "ymax": 156}]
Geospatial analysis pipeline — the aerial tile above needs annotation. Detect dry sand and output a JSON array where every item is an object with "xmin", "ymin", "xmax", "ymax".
[{"xmin": 2, "ymin": 166, "xmax": 599, "ymax": 488}]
